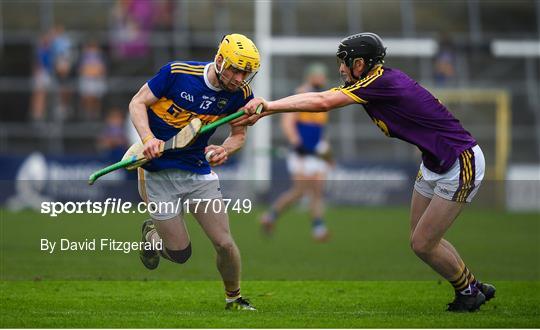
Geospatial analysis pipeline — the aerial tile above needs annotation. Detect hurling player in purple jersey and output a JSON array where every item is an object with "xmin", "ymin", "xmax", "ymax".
[{"xmin": 236, "ymin": 33, "xmax": 495, "ymax": 312}]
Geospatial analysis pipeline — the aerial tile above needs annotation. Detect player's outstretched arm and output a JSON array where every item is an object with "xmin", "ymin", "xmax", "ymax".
[
  {"xmin": 235, "ymin": 90, "xmax": 354, "ymax": 126},
  {"xmin": 266, "ymin": 90, "xmax": 352, "ymax": 113}
]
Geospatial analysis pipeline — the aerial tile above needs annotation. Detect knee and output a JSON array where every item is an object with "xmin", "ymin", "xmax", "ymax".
[
  {"xmin": 214, "ymin": 239, "xmax": 236, "ymax": 255},
  {"xmin": 164, "ymin": 243, "xmax": 192, "ymax": 264},
  {"xmin": 410, "ymin": 235, "xmax": 435, "ymax": 258}
]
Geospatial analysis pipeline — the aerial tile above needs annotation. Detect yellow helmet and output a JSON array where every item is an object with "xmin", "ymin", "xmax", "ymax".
[{"xmin": 215, "ymin": 34, "xmax": 260, "ymax": 74}]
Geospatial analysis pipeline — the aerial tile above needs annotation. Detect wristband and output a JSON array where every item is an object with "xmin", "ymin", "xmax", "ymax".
[{"xmin": 142, "ymin": 135, "xmax": 154, "ymax": 144}]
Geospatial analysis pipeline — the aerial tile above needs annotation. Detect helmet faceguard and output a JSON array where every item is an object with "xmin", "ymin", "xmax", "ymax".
[
  {"xmin": 336, "ymin": 32, "xmax": 386, "ymax": 79},
  {"xmin": 215, "ymin": 34, "xmax": 260, "ymax": 89}
]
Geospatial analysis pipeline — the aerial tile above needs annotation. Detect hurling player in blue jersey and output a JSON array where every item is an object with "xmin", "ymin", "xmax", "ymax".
[
  {"xmin": 260, "ymin": 63, "xmax": 333, "ymax": 242},
  {"xmin": 238, "ymin": 33, "xmax": 496, "ymax": 312},
  {"xmin": 129, "ymin": 34, "xmax": 258, "ymax": 310}
]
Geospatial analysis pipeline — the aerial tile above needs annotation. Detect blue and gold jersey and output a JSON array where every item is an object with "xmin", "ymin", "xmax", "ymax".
[
  {"xmin": 144, "ymin": 61, "xmax": 253, "ymax": 174},
  {"xmin": 296, "ymin": 112, "xmax": 328, "ymax": 153}
]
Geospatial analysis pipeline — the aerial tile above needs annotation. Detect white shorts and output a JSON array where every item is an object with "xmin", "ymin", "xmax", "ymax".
[
  {"xmin": 414, "ymin": 145, "xmax": 485, "ymax": 203},
  {"xmin": 287, "ymin": 152, "xmax": 328, "ymax": 177},
  {"xmin": 33, "ymin": 70, "xmax": 53, "ymax": 89},
  {"xmin": 138, "ymin": 168, "xmax": 222, "ymax": 220},
  {"xmin": 79, "ymin": 78, "xmax": 106, "ymax": 97}
]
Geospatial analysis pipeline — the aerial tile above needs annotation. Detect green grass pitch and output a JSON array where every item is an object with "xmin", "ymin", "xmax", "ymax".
[{"xmin": 1, "ymin": 206, "xmax": 539, "ymax": 327}]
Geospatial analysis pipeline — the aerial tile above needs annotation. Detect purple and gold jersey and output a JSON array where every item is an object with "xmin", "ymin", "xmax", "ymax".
[
  {"xmin": 145, "ymin": 61, "xmax": 253, "ymax": 174},
  {"xmin": 333, "ymin": 65, "xmax": 476, "ymax": 174}
]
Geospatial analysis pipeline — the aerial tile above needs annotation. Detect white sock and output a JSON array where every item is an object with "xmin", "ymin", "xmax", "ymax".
[
  {"xmin": 225, "ymin": 289, "xmax": 241, "ymax": 303},
  {"xmin": 145, "ymin": 229, "xmax": 162, "ymax": 246},
  {"xmin": 225, "ymin": 296, "xmax": 240, "ymax": 303}
]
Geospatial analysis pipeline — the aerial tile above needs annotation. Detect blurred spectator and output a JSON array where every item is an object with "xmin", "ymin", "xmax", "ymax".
[
  {"xmin": 30, "ymin": 30, "xmax": 54, "ymax": 122},
  {"xmin": 30, "ymin": 25, "xmax": 74, "ymax": 122},
  {"xmin": 50, "ymin": 24, "xmax": 75, "ymax": 120},
  {"xmin": 78, "ymin": 40, "xmax": 107, "ymax": 120},
  {"xmin": 98, "ymin": 108, "xmax": 128, "ymax": 159},
  {"xmin": 110, "ymin": 0, "xmax": 155, "ymax": 60},
  {"xmin": 152, "ymin": 0, "xmax": 174, "ymax": 31},
  {"xmin": 434, "ymin": 35, "xmax": 457, "ymax": 86}
]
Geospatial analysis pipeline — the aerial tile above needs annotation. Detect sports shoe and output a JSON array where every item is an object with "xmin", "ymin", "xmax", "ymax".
[
  {"xmin": 447, "ymin": 290, "xmax": 486, "ymax": 312},
  {"xmin": 312, "ymin": 224, "xmax": 330, "ymax": 242},
  {"xmin": 225, "ymin": 297, "xmax": 256, "ymax": 311},
  {"xmin": 477, "ymin": 281, "xmax": 496, "ymax": 301},
  {"xmin": 139, "ymin": 219, "xmax": 160, "ymax": 270}
]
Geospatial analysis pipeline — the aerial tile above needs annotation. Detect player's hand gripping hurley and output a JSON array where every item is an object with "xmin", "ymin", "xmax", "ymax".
[{"xmin": 88, "ymin": 105, "xmax": 262, "ymax": 185}]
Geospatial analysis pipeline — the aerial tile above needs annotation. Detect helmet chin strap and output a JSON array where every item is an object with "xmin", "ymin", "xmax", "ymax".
[
  {"xmin": 239, "ymin": 71, "xmax": 257, "ymax": 88},
  {"xmin": 214, "ymin": 59, "xmax": 257, "ymax": 91},
  {"xmin": 214, "ymin": 61, "xmax": 230, "ymax": 90},
  {"xmin": 349, "ymin": 58, "xmax": 373, "ymax": 81},
  {"xmin": 348, "ymin": 65, "xmax": 360, "ymax": 81},
  {"xmin": 346, "ymin": 58, "xmax": 360, "ymax": 81},
  {"xmin": 214, "ymin": 56, "xmax": 260, "ymax": 91}
]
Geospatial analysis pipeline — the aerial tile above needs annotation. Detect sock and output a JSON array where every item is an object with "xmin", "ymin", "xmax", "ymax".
[
  {"xmin": 450, "ymin": 265, "xmax": 477, "ymax": 295},
  {"xmin": 225, "ymin": 288, "xmax": 241, "ymax": 303},
  {"xmin": 146, "ymin": 229, "xmax": 169, "ymax": 259},
  {"xmin": 312, "ymin": 218, "xmax": 325, "ymax": 228},
  {"xmin": 268, "ymin": 208, "xmax": 278, "ymax": 222},
  {"xmin": 146, "ymin": 229, "xmax": 162, "ymax": 246}
]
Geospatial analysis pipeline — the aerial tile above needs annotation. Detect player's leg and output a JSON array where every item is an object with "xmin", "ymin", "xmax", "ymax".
[
  {"xmin": 192, "ymin": 200, "xmax": 255, "ymax": 310},
  {"xmin": 279, "ymin": 176, "xmax": 311, "ymax": 210},
  {"xmin": 138, "ymin": 168, "xmax": 192, "ymax": 269},
  {"xmin": 186, "ymin": 172, "xmax": 255, "ymax": 310},
  {"xmin": 410, "ymin": 195, "xmax": 466, "ymax": 278},
  {"xmin": 152, "ymin": 215, "xmax": 191, "ymax": 259},
  {"xmin": 140, "ymin": 215, "xmax": 192, "ymax": 268},
  {"xmin": 271, "ymin": 175, "xmax": 308, "ymax": 213},
  {"xmin": 412, "ymin": 165, "xmax": 469, "ymax": 282},
  {"xmin": 410, "ymin": 189, "xmax": 466, "ymax": 267},
  {"xmin": 260, "ymin": 152, "xmax": 310, "ymax": 232},
  {"xmin": 411, "ymin": 196, "xmax": 487, "ymax": 312},
  {"xmin": 260, "ymin": 174, "xmax": 308, "ymax": 234},
  {"xmin": 411, "ymin": 146, "xmax": 493, "ymax": 311},
  {"xmin": 192, "ymin": 201, "xmax": 239, "ymax": 291},
  {"xmin": 410, "ymin": 190, "xmax": 431, "ymax": 234},
  {"xmin": 308, "ymin": 171, "xmax": 329, "ymax": 241},
  {"xmin": 439, "ymin": 146, "xmax": 495, "ymax": 302}
]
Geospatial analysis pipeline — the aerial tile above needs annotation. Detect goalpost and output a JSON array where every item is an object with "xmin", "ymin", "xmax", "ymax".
[{"xmin": 431, "ymin": 89, "xmax": 511, "ymax": 181}]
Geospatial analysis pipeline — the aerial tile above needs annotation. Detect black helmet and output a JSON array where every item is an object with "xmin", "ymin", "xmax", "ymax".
[{"xmin": 336, "ymin": 32, "xmax": 386, "ymax": 77}]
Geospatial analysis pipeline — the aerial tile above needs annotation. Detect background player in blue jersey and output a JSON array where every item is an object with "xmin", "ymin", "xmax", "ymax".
[
  {"xmin": 238, "ymin": 33, "xmax": 496, "ymax": 312},
  {"xmin": 260, "ymin": 63, "xmax": 333, "ymax": 241},
  {"xmin": 128, "ymin": 34, "xmax": 258, "ymax": 310}
]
